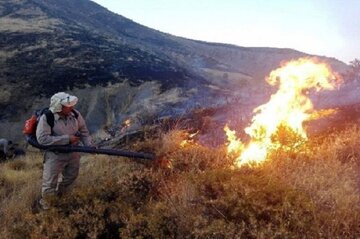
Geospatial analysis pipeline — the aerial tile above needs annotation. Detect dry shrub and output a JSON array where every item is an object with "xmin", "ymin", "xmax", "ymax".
[
  {"xmin": 5, "ymin": 155, "xmax": 162, "ymax": 238},
  {"xmin": 194, "ymin": 169, "xmax": 316, "ymax": 238},
  {"xmin": 134, "ymin": 166, "xmax": 317, "ymax": 238},
  {"xmin": 12, "ymin": 213, "xmax": 78, "ymax": 239},
  {"xmin": 76, "ymin": 154, "xmax": 137, "ymax": 189},
  {"xmin": 119, "ymin": 203, "xmax": 180, "ymax": 239},
  {"xmin": 0, "ymin": 152, "xmax": 43, "ymax": 238},
  {"xmin": 152, "ymin": 129, "xmax": 231, "ymax": 172},
  {"xmin": 1, "ymin": 125, "xmax": 360, "ymax": 238},
  {"xmin": 264, "ymin": 124, "xmax": 360, "ymax": 237},
  {"xmin": 6, "ymin": 160, "xmax": 27, "ymax": 171}
]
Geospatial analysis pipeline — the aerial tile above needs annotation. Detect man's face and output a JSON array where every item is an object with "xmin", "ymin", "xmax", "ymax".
[{"xmin": 61, "ymin": 105, "xmax": 74, "ymax": 115}]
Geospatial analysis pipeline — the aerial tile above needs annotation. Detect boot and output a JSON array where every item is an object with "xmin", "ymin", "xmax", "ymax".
[
  {"xmin": 38, "ymin": 194, "xmax": 57, "ymax": 210},
  {"xmin": 38, "ymin": 198, "xmax": 50, "ymax": 210}
]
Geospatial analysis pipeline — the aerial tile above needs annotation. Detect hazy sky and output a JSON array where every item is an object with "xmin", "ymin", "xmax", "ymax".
[{"xmin": 91, "ymin": 0, "xmax": 359, "ymax": 64}]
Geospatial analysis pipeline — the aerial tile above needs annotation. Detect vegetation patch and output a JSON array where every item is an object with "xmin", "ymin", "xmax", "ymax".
[{"xmin": 0, "ymin": 125, "xmax": 359, "ymax": 238}]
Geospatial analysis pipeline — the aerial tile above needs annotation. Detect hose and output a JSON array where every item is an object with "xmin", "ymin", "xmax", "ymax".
[{"xmin": 26, "ymin": 135, "xmax": 155, "ymax": 160}]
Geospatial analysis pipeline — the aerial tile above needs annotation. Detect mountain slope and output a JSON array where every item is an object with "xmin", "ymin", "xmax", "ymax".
[
  {"xmin": 0, "ymin": 0, "xmax": 350, "ymax": 141},
  {"xmin": 0, "ymin": 0, "xmax": 202, "ymax": 118}
]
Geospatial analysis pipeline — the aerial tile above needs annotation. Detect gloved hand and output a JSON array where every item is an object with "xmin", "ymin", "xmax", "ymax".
[{"xmin": 69, "ymin": 135, "xmax": 80, "ymax": 145}]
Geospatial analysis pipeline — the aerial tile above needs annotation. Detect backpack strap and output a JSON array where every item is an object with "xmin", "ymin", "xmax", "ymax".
[
  {"xmin": 43, "ymin": 109, "xmax": 78, "ymax": 134},
  {"xmin": 44, "ymin": 110, "xmax": 55, "ymax": 129},
  {"xmin": 71, "ymin": 109, "xmax": 79, "ymax": 119}
]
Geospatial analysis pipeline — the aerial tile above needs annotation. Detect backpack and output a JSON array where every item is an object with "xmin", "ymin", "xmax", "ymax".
[{"xmin": 23, "ymin": 107, "xmax": 79, "ymax": 136}]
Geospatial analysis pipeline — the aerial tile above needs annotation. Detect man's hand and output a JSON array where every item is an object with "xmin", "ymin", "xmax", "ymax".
[{"xmin": 69, "ymin": 135, "xmax": 80, "ymax": 145}]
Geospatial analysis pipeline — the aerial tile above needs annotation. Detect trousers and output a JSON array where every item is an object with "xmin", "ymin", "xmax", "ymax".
[{"xmin": 42, "ymin": 151, "xmax": 81, "ymax": 196}]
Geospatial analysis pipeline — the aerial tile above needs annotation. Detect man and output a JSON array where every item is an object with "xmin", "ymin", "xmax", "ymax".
[
  {"xmin": 36, "ymin": 92, "xmax": 93, "ymax": 210},
  {"xmin": 0, "ymin": 138, "xmax": 12, "ymax": 160}
]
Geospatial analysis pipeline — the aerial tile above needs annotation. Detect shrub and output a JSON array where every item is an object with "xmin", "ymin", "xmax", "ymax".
[{"xmin": 0, "ymin": 125, "xmax": 359, "ymax": 238}]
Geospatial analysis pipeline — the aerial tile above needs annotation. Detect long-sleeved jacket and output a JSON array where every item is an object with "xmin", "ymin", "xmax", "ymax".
[{"xmin": 36, "ymin": 110, "xmax": 92, "ymax": 147}]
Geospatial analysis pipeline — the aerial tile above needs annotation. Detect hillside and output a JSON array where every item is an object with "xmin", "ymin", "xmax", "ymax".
[{"xmin": 0, "ymin": 0, "xmax": 350, "ymax": 142}]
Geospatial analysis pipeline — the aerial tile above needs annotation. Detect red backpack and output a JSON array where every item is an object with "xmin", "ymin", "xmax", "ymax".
[{"xmin": 23, "ymin": 108, "xmax": 78, "ymax": 136}]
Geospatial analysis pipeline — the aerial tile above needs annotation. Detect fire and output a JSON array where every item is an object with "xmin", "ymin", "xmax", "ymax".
[
  {"xmin": 224, "ymin": 125, "xmax": 243, "ymax": 155},
  {"xmin": 180, "ymin": 131, "xmax": 199, "ymax": 148},
  {"xmin": 225, "ymin": 58, "xmax": 340, "ymax": 167},
  {"xmin": 124, "ymin": 119, "xmax": 131, "ymax": 127},
  {"xmin": 120, "ymin": 119, "xmax": 131, "ymax": 133},
  {"xmin": 308, "ymin": 108, "xmax": 338, "ymax": 121}
]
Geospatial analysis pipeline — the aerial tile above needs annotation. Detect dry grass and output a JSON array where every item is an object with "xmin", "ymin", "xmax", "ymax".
[
  {"xmin": 0, "ymin": 16, "xmax": 63, "ymax": 33},
  {"xmin": 0, "ymin": 124, "xmax": 359, "ymax": 238},
  {"xmin": 0, "ymin": 152, "xmax": 43, "ymax": 238}
]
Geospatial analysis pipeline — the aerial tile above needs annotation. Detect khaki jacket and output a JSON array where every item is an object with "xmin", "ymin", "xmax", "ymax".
[{"xmin": 36, "ymin": 110, "xmax": 92, "ymax": 147}]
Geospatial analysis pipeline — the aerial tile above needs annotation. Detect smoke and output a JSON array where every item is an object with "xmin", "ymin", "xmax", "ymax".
[{"xmin": 315, "ymin": 76, "xmax": 360, "ymax": 109}]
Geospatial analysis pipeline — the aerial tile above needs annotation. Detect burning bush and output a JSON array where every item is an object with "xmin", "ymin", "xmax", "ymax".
[{"xmin": 224, "ymin": 58, "xmax": 341, "ymax": 167}]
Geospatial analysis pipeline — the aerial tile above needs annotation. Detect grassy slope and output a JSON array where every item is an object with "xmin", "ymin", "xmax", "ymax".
[{"xmin": 0, "ymin": 125, "xmax": 359, "ymax": 238}]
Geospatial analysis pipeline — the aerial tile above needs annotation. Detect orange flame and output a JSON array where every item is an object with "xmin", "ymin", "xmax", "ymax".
[
  {"xmin": 120, "ymin": 119, "xmax": 132, "ymax": 133},
  {"xmin": 224, "ymin": 125, "xmax": 243, "ymax": 155},
  {"xmin": 308, "ymin": 108, "xmax": 338, "ymax": 121},
  {"xmin": 124, "ymin": 119, "xmax": 131, "ymax": 127},
  {"xmin": 180, "ymin": 131, "xmax": 199, "ymax": 148},
  {"xmin": 225, "ymin": 58, "xmax": 340, "ymax": 167}
]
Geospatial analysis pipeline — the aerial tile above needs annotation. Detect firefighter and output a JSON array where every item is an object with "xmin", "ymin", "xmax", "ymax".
[
  {"xmin": 36, "ymin": 92, "xmax": 93, "ymax": 210},
  {"xmin": 0, "ymin": 138, "xmax": 12, "ymax": 160}
]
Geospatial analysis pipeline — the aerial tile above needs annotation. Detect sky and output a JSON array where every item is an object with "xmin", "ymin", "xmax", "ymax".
[{"xmin": 91, "ymin": 0, "xmax": 360, "ymax": 64}]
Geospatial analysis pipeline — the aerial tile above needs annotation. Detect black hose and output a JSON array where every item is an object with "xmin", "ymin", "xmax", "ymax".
[{"xmin": 26, "ymin": 135, "xmax": 155, "ymax": 160}]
